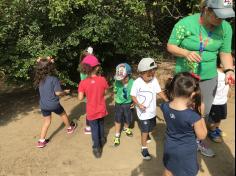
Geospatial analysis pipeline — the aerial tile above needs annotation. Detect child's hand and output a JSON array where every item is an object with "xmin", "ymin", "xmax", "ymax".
[
  {"xmin": 64, "ymin": 89, "xmax": 70, "ymax": 94},
  {"xmin": 130, "ymin": 103, "xmax": 134, "ymax": 109},
  {"xmin": 138, "ymin": 103, "xmax": 146, "ymax": 112}
]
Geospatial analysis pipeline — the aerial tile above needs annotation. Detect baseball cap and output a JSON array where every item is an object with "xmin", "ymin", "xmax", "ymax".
[
  {"xmin": 138, "ymin": 58, "xmax": 157, "ymax": 72},
  {"xmin": 114, "ymin": 63, "xmax": 132, "ymax": 80},
  {"xmin": 207, "ymin": 0, "xmax": 235, "ymax": 19},
  {"xmin": 82, "ymin": 55, "xmax": 100, "ymax": 67}
]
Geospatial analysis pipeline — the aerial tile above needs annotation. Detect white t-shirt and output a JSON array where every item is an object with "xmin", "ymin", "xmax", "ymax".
[
  {"xmin": 212, "ymin": 70, "xmax": 229, "ymax": 105},
  {"xmin": 130, "ymin": 77, "xmax": 162, "ymax": 120}
]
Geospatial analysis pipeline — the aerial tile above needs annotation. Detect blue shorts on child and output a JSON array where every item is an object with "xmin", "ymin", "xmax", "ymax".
[
  {"xmin": 114, "ymin": 103, "xmax": 133, "ymax": 125},
  {"xmin": 41, "ymin": 104, "xmax": 65, "ymax": 117},
  {"xmin": 208, "ymin": 103, "xmax": 227, "ymax": 123},
  {"xmin": 139, "ymin": 117, "xmax": 156, "ymax": 133}
]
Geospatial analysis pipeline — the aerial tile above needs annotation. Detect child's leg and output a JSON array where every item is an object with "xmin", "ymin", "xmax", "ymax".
[
  {"xmin": 40, "ymin": 116, "xmax": 51, "ymax": 140},
  {"xmin": 98, "ymin": 118, "xmax": 106, "ymax": 146},
  {"xmin": 89, "ymin": 119, "xmax": 101, "ymax": 149},
  {"xmin": 60, "ymin": 111, "xmax": 70, "ymax": 127},
  {"xmin": 162, "ymin": 169, "xmax": 173, "ymax": 176},
  {"xmin": 115, "ymin": 122, "xmax": 121, "ymax": 137},
  {"xmin": 141, "ymin": 132, "xmax": 149, "ymax": 147}
]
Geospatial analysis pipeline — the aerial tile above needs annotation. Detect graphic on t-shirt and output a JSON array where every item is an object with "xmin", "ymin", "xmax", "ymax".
[{"xmin": 137, "ymin": 88, "xmax": 153, "ymax": 117}]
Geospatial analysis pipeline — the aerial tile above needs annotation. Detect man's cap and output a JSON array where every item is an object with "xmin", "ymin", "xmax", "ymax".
[
  {"xmin": 207, "ymin": 0, "xmax": 235, "ymax": 19},
  {"xmin": 138, "ymin": 58, "xmax": 157, "ymax": 72},
  {"xmin": 114, "ymin": 63, "xmax": 132, "ymax": 80}
]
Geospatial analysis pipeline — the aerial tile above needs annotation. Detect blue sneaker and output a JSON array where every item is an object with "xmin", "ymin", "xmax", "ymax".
[
  {"xmin": 215, "ymin": 127, "xmax": 222, "ymax": 136},
  {"xmin": 208, "ymin": 130, "xmax": 222, "ymax": 143}
]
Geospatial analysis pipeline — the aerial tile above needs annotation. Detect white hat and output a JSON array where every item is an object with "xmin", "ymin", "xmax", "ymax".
[{"xmin": 138, "ymin": 58, "xmax": 157, "ymax": 72}]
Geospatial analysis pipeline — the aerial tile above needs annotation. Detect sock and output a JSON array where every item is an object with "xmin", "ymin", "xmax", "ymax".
[
  {"xmin": 141, "ymin": 146, "xmax": 148, "ymax": 150},
  {"xmin": 86, "ymin": 126, "xmax": 91, "ymax": 130},
  {"xmin": 39, "ymin": 139, "xmax": 45, "ymax": 142},
  {"xmin": 115, "ymin": 133, "xmax": 120, "ymax": 137}
]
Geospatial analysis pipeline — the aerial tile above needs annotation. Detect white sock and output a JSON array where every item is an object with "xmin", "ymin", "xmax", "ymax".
[
  {"xmin": 39, "ymin": 139, "xmax": 45, "ymax": 142},
  {"xmin": 86, "ymin": 126, "xmax": 91, "ymax": 130},
  {"xmin": 141, "ymin": 146, "xmax": 148, "ymax": 150},
  {"xmin": 115, "ymin": 133, "xmax": 120, "ymax": 137}
]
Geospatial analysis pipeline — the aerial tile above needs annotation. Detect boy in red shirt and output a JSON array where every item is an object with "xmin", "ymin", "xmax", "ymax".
[{"xmin": 78, "ymin": 55, "xmax": 109, "ymax": 158}]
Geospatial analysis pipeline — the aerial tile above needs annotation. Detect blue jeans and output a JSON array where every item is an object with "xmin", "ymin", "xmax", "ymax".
[{"xmin": 89, "ymin": 118, "xmax": 104, "ymax": 149}]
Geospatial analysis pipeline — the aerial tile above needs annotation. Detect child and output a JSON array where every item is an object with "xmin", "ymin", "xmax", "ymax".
[
  {"xmin": 208, "ymin": 57, "xmax": 233, "ymax": 143},
  {"xmin": 34, "ymin": 56, "xmax": 77, "ymax": 148},
  {"xmin": 130, "ymin": 57, "xmax": 168, "ymax": 160},
  {"xmin": 78, "ymin": 55, "xmax": 109, "ymax": 158},
  {"xmin": 113, "ymin": 63, "xmax": 134, "ymax": 147},
  {"xmin": 161, "ymin": 72, "xmax": 207, "ymax": 176},
  {"xmin": 78, "ymin": 46, "xmax": 94, "ymax": 134}
]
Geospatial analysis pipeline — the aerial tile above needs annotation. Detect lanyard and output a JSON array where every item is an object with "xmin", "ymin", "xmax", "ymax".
[{"xmin": 199, "ymin": 17, "xmax": 213, "ymax": 56}]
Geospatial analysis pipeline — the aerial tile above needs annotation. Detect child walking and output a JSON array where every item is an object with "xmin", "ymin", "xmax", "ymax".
[
  {"xmin": 78, "ymin": 46, "xmax": 94, "ymax": 134},
  {"xmin": 113, "ymin": 63, "xmax": 134, "ymax": 147},
  {"xmin": 161, "ymin": 72, "xmax": 207, "ymax": 176},
  {"xmin": 130, "ymin": 58, "xmax": 168, "ymax": 160},
  {"xmin": 208, "ymin": 57, "xmax": 233, "ymax": 143},
  {"xmin": 78, "ymin": 55, "xmax": 109, "ymax": 158},
  {"xmin": 34, "ymin": 56, "xmax": 77, "ymax": 148}
]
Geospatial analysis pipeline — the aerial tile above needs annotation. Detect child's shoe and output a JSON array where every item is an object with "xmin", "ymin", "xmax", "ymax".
[
  {"xmin": 67, "ymin": 121, "xmax": 77, "ymax": 134},
  {"xmin": 84, "ymin": 126, "xmax": 92, "ymax": 134},
  {"xmin": 197, "ymin": 140, "xmax": 215, "ymax": 157},
  {"xmin": 123, "ymin": 128, "xmax": 133, "ymax": 137},
  {"xmin": 113, "ymin": 137, "xmax": 120, "ymax": 147},
  {"xmin": 141, "ymin": 148, "xmax": 152, "ymax": 160},
  {"xmin": 208, "ymin": 130, "xmax": 222, "ymax": 143},
  {"xmin": 93, "ymin": 148, "xmax": 102, "ymax": 158},
  {"xmin": 36, "ymin": 140, "xmax": 48, "ymax": 148}
]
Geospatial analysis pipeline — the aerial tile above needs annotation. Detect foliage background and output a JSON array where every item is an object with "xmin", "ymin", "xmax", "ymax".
[{"xmin": 0, "ymin": 0, "xmax": 234, "ymax": 87}]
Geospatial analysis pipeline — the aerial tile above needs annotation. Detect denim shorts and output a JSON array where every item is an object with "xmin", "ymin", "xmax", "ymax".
[
  {"xmin": 114, "ymin": 103, "xmax": 133, "ymax": 125},
  {"xmin": 208, "ymin": 104, "xmax": 227, "ymax": 123},
  {"xmin": 41, "ymin": 104, "xmax": 65, "ymax": 117},
  {"xmin": 140, "ymin": 117, "xmax": 156, "ymax": 133}
]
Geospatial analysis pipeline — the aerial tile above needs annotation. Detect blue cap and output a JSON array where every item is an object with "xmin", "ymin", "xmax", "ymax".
[{"xmin": 114, "ymin": 63, "xmax": 132, "ymax": 80}]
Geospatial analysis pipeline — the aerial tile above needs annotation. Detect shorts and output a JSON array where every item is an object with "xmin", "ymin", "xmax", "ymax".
[
  {"xmin": 114, "ymin": 103, "xmax": 133, "ymax": 125},
  {"xmin": 208, "ymin": 104, "xmax": 227, "ymax": 123},
  {"xmin": 41, "ymin": 104, "xmax": 65, "ymax": 117},
  {"xmin": 139, "ymin": 117, "xmax": 156, "ymax": 133}
]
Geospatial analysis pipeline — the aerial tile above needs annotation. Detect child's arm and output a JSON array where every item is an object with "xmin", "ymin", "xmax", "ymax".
[
  {"xmin": 194, "ymin": 118, "xmax": 207, "ymax": 140},
  {"xmin": 78, "ymin": 92, "xmax": 84, "ymax": 101},
  {"xmin": 55, "ymin": 89, "xmax": 70, "ymax": 97},
  {"xmin": 131, "ymin": 96, "xmax": 146, "ymax": 111},
  {"xmin": 157, "ymin": 91, "xmax": 169, "ymax": 102}
]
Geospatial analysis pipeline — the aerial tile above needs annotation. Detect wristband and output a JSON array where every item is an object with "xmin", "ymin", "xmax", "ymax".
[{"xmin": 223, "ymin": 69, "xmax": 234, "ymax": 74}]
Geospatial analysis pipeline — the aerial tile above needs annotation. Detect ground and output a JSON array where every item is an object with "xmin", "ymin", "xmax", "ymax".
[{"xmin": 0, "ymin": 62, "xmax": 235, "ymax": 176}]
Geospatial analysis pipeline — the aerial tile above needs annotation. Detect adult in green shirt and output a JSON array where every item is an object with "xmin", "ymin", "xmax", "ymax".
[{"xmin": 166, "ymin": 0, "xmax": 235, "ymax": 159}]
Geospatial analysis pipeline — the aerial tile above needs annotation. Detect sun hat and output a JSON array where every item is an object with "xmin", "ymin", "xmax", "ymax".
[
  {"xmin": 114, "ymin": 63, "xmax": 132, "ymax": 80},
  {"xmin": 82, "ymin": 55, "xmax": 100, "ymax": 67},
  {"xmin": 206, "ymin": 0, "xmax": 235, "ymax": 19},
  {"xmin": 137, "ymin": 58, "xmax": 157, "ymax": 72}
]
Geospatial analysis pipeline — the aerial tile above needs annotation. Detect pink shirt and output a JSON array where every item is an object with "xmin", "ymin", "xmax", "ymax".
[{"xmin": 78, "ymin": 75, "xmax": 109, "ymax": 120}]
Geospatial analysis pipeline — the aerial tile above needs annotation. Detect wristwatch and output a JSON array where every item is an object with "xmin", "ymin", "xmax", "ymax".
[{"xmin": 224, "ymin": 69, "xmax": 234, "ymax": 74}]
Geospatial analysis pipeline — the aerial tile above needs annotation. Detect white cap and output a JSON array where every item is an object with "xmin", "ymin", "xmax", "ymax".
[
  {"xmin": 138, "ymin": 58, "xmax": 157, "ymax": 72},
  {"xmin": 86, "ymin": 46, "xmax": 93, "ymax": 54}
]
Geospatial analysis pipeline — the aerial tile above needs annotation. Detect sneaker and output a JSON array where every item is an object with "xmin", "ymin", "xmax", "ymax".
[
  {"xmin": 197, "ymin": 141, "xmax": 215, "ymax": 157},
  {"xmin": 147, "ymin": 135, "xmax": 152, "ymax": 144},
  {"xmin": 84, "ymin": 127, "xmax": 92, "ymax": 134},
  {"xmin": 93, "ymin": 148, "xmax": 102, "ymax": 158},
  {"xmin": 215, "ymin": 127, "xmax": 225, "ymax": 136},
  {"xmin": 113, "ymin": 137, "xmax": 120, "ymax": 147},
  {"xmin": 123, "ymin": 128, "xmax": 133, "ymax": 137},
  {"xmin": 37, "ymin": 140, "xmax": 48, "ymax": 148},
  {"xmin": 141, "ymin": 148, "xmax": 152, "ymax": 160},
  {"xmin": 208, "ymin": 130, "xmax": 222, "ymax": 143},
  {"xmin": 67, "ymin": 121, "xmax": 77, "ymax": 134}
]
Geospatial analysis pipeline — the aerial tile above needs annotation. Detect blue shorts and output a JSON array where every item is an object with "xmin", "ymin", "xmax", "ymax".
[
  {"xmin": 140, "ymin": 117, "xmax": 156, "ymax": 133},
  {"xmin": 208, "ymin": 104, "xmax": 227, "ymax": 123},
  {"xmin": 114, "ymin": 103, "xmax": 133, "ymax": 125},
  {"xmin": 41, "ymin": 104, "xmax": 65, "ymax": 117}
]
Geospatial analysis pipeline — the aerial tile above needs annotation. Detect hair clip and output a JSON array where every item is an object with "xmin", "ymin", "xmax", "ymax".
[{"xmin": 190, "ymin": 72, "xmax": 200, "ymax": 80}]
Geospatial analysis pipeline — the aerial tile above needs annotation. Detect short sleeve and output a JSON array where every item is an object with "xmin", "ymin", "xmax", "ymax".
[
  {"xmin": 78, "ymin": 80, "xmax": 85, "ymax": 93},
  {"xmin": 154, "ymin": 78, "xmax": 162, "ymax": 94},
  {"xmin": 53, "ymin": 77, "xmax": 62, "ymax": 92},
  {"xmin": 168, "ymin": 18, "xmax": 188, "ymax": 46},
  {"xmin": 220, "ymin": 22, "xmax": 232, "ymax": 53},
  {"xmin": 130, "ymin": 80, "xmax": 138, "ymax": 97},
  {"xmin": 188, "ymin": 110, "xmax": 202, "ymax": 126}
]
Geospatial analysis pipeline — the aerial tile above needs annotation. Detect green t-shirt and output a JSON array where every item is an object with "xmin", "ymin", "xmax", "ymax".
[
  {"xmin": 80, "ymin": 73, "xmax": 87, "ymax": 80},
  {"xmin": 114, "ymin": 78, "xmax": 134, "ymax": 104},
  {"xmin": 168, "ymin": 13, "xmax": 232, "ymax": 80}
]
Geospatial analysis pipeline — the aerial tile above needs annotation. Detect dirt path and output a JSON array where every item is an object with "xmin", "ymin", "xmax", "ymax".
[{"xmin": 0, "ymin": 64, "xmax": 235, "ymax": 176}]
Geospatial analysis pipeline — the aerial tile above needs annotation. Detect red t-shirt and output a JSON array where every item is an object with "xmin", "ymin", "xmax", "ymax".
[{"xmin": 78, "ymin": 75, "xmax": 109, "ymax": 120}]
